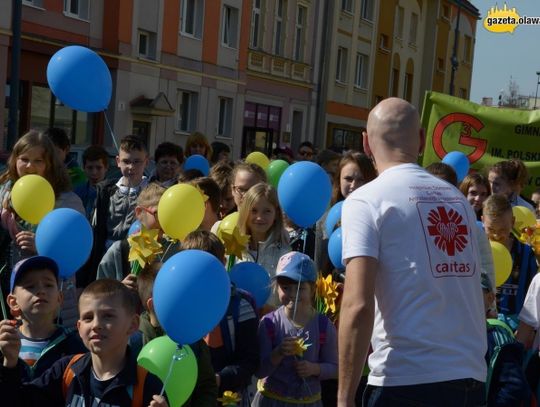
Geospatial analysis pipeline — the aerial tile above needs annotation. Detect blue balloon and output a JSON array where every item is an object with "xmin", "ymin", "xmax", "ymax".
[
  {"xmin": 229, "ymin": 262, "xmax": 271, "ymax": 309},
  {"xmin": 278, "ymin": 161, "xmax": 332, "ymax": 228},
  {"xmin": 35, "ymin": 208, "xmax": 93, "ymax": 278},
  {"xmin": 47, "ymin": 46, "xmax": 112, "ymax": 112},
  {"xmin": 128, "ymin": 220, "xmax": 142, "ymax": 236},
  {"xmin": 328, "ymin": 227, "xmax": 344, "ymax": 270},
  {"xmin": 441, "ymin": 151, "xmax": 469, "ymax": 183},
  {"xmin": 325, "ymin": 201, "xmax": 344, "ymax": 237},
  {"xmin": 476, "ymin": 220, "xmax": 484, "ymax": 230},
  {"xmin": 154, "ymin": 250, "xmax": 231, "ymax": 345},
  {"xmin": 183, "ymin": 155, "xmax": 210, "ymax": 176}
]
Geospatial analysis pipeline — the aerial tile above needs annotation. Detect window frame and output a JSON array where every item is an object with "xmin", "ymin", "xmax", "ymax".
[
  {"xmin": 181, "ymin": 0, "xmax": 204, "ymax": 39},
  {"xmin": 293, "ymin": 5, "xmax": 307, "ymax": 61},
  {"xmin": 222, "ymin": 5, "xmax": 239, "ymax": 49},
  {"xmin": 63, "ymin": 0, "xmax": 89, "ymax": 20},
  {"xmin": 217, "ymin": 97, "xmax": 233, "ymax": 138},
  {"xmin": 176, "ymin": 90, "xmax": 198, "ymax": 134},
  {"xmin": 354, "ymin": 52, "xmax": 368, "ymax": 89},
  {"xmin": 336, "ymin": 47, "xmax": 348, "ymax": 83}
]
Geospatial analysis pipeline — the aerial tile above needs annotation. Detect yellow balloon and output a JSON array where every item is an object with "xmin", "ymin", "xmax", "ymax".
[
  {"xmin": 216, "ymin": 212, "xmax": 238, "ymax": 238},
  {"xmin": 158, "ymin": 184, "xmax": 205, "ymax": 240},
  {"xmin": 512, "ymin": 205, "xmax": 536, "ymax": 231},
  {"xmin": 246, "ymin": 151, "xmax": 270, "ymax": 170},
  {"xmin": 11, "ymin": 174, "xmax": 55, "ymax": 224},
  {"xmin": 490, "ymin": 240, "xmax": 512, "ymax": 287}
]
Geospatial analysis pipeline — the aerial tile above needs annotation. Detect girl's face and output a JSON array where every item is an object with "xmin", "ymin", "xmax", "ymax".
[
  {"xmin": 136, "ymin": 205, "xmax": 160, "ymax": 231},
  {"xmin": 488, "ymin": 171, "xmax": 513, "ymax": 198},
  {"xmin": 467, "ymin": 183, "xmax": 489, "ymax": 213},
  {"xmin": 247, "ymin": 197, "xmax": 276, "ymax": 239},
  {"xmin": 340, "ymin": 162, "xmax": 365, "ymax": 198},
  {"xmin": 16, "ymin": 147, "xmax": 47, "ymax": 178},
  {"xmin": 190, "ymin": 143, "xmax": 207, "ymax": 157},
  {"xmin": 232, "ymin": 170, "xmax": 261, "ymax": 207},
  {"xmin": 277, "ymin": 280, "xmax": 313, "ymax": 310}
]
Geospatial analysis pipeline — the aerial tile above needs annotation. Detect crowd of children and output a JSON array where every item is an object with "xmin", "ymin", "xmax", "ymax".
[{"xmin": 0, "ymin": 125, "xmax": 538, "ymax": 406}]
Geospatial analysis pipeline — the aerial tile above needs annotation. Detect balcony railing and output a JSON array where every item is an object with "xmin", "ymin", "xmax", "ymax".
[{"xmin": 248, "ymin": 50, "xmax": 311, "ymax": 83}]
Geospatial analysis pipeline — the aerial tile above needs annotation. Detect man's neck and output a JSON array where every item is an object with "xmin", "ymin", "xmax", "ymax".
[
  {"xmin": 91, "ymin": 349, "xmax": 127, "ymax": 381},
  {"xmin": 20, "ymin": 318, "xmax": 57, "ymax": 340},
  {"xmin": 121, "ymin": 176, "xmax": 144, "ymax": 188}
]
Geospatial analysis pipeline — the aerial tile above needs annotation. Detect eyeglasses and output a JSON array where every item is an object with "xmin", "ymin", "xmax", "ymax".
[
  {"xmin": 119, "ymin": 159, "xmax": 145, "ymax": 167},
  {"xmin": 157, "ymin": 159, "xmax": 180, "ymax": 168},
  {"xmin": 232, "ymin": 185, "xmax": 250, "ymax": 196},
  {"xmin": 299, "ymin": 150, "xmax": 313, "ymax": 157}
]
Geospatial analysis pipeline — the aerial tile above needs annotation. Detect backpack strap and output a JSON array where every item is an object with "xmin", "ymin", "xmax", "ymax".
[
  {"xmin": 318, "ymin": 313, "xmax": 328, "ymax": 346},
  {"xmin": 130, "ymin": 365, "xmax": 148, "ymax": 407},
  {"xmin": 62, "ymin": 354, "xmax": 85, "ymax": 399}
]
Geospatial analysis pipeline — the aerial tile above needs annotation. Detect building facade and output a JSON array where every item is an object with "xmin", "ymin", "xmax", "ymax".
[{"xmin": 1, "ymin": 0, "xmax": 479, "ymax": 156}]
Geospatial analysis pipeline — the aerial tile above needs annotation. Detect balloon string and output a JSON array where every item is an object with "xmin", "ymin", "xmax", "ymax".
[
  {"xmin": 103, "ymin": 110, "xmax": 119, "ymax": 153},
  {"xmin": 159, "ymin": 345, "xmax": 184, "ymax": 397}
]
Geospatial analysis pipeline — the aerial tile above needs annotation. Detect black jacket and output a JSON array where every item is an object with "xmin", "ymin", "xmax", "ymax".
[{"xmin": 0, "ymin": 349, "xmax": 164, "ymax": 406}]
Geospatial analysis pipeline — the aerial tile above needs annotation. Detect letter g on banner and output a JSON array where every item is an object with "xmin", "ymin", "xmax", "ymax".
[{"xmin": 432, "ymin": 113, "xmax": 487, "ymax": 164}]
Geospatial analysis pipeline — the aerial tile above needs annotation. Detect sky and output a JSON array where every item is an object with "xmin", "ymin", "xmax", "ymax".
[{"xmin": 470, "ymin": 0, "xmax": 540, "ymax": 104}]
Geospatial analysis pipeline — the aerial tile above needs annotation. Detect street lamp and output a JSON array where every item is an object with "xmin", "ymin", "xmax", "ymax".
[
  {"xmin": 449, "ymin": 0, "xmax": 462, "ymax": 96},
  {"xmin": 534, "ymin": 71, "xmax": 540, "ymax": 109}
]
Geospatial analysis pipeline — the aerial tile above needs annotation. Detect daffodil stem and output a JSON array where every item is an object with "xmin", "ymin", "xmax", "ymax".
[
  {"xmin": 131, "ymin": 261, "xmax": 142, "ymax": 276},
  {"xmin": 227, "ymin": 254, "xmax": 236, "ymax": 271}
]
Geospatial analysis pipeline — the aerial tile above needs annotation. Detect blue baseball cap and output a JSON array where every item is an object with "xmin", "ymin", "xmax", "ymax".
[
  {"xmin": 274, "ymin": 251, "xmax": 317, "ymax": 282},
  {"xmin": 10, "ymin": 256, "xmax": 59, "ymax": 293}
]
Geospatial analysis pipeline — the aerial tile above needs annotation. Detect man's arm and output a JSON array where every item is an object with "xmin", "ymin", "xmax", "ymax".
[{"xmin": 337, "ymin": 256, "xmax": 377, "ymax": 406}]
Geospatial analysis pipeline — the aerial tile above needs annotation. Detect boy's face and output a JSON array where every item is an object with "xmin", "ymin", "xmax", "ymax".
[
  {"xmin": 156, "ymin": 155, "xmax": 181, "ymax": 182},
  {"xmin": 482, "ymin": 211, "xmax": 514, "ymax": 244},
  {"xmin": 8, "ymin": 269, "xmax": 62, "ymax": 320},
  {"xmin": 77, "ymin": 294, "xmax": 138, "ymax": 357},
  {"xmin": 84, "ymin": 159, "xmax": 108, "ymax": 186},
  {"xmin": 116, "ymin": 149, "xmax": 148, "ymax": 184},
  {"xmin": 135, "ymin": 204, "xmax": 160, "ymax": 230}
]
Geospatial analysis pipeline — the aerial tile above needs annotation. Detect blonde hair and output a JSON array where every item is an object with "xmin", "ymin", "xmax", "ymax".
[
  {"xmin": 185, "ymin": 131, "xmax": 212, "ymax": 160},
  {"xmin": 0, "ymin": 130, "xmax": 71, "ymax": 196},
  {"xmin": 136, "ymin": 182, "xmax": 166, "ymax": 207},
  {"xmin": 237, "ymin": 182, "xmax": 289, "ymax": 246},
  {"xmin": 482, "ymin": 194, "xmax": 512, "ymax": 220}
]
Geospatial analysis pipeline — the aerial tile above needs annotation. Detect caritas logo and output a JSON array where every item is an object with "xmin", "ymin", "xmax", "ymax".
[{"xmin": 427, "ymin": 206, "xmax": 468, "ymax": 256}]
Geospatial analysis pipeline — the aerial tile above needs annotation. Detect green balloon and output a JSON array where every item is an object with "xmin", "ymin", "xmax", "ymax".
[
  {"xmin": 137, "ymin": 336, "xmax": 198, "ymax": 407},
  {"xmin": 267, "ymin": 159, "xmax": 290, "ymax": 187}
]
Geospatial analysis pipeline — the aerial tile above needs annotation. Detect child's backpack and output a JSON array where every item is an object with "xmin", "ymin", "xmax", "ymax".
[
  {"xmin": 220, "ymin": 286, "xmax": 258, "ymax": 357},
  {"xmin": 485, "ymin": 319, "xmax": 531, "ymax": 406},
  {"xmin": 263, "ymin": 310, "xmax": 328, "ymax": 349},
  {"xmin": 62, "ymin": 354, "xmax": 148, "ymax": 406}
]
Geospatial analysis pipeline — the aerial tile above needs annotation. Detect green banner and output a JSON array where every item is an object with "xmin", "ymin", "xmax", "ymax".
[{"xmin": 421, "ymin": 91, "xmax": 540, "ymax": 196}]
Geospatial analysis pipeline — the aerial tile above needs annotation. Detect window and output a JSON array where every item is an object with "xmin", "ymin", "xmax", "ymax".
[
  {"xmin": 441, "ymin": 4, "xmax": 450, "ymax": 20},
  {"xmin": 341, "ymin": 0, "xmax": 353, "ymax": 13},
  {"xmin": 354, "ymin": 53, "xmax": 368, "ymax": 89},
  {"xmin": 336, "ymin": 47, "xmax": 348, "ymax": 83},
  {"xmin": 361, "ymin": 0, "xmax": 374, "ymax": 21},
  {"xmin": 273, "ymin": 0, "xmax": 286, "ymax": 55},
  {"xmin": 390, "ymin": 68, "xmax": 399, "ymax": 97},
  {"xmin": 23, "ymin": 0, "xmax": 44, "ymax": 7},
  {"xmin": 404, "ymin": 73, "xmax": 413, "ymax": 102},
  {"xmin": 250, "ymin": 0, "xmax": 263, "ymax": 48},
  {"xmin": 294, "ymin": 6, "xmax": 306, "ymax": 61},
  {"xmin": 138, "ymin": 30, "xmax": 157, "ymax": 59},
  {"xmin": 463, "ymin": 35, "xmax": 472, "ymax": 62},
  {"xmin": 176, "ymin": 91, "xmax": 198, "ymax": 133},
  {"xmin": 64, "ymin": 0, "xmax": 89, "ymax": 20},
  {"xmin": 222, "ymin": 5, "xmax": 239, "ymax": 48},
  {"xmin": 218, "ymin": 97, "xmax": 233, "ymax": 137},
  {"xmin": 181, "ymin": 0, "xmax": 204, "ymax": 39},
  {"xmin": 394, "ymin": 6, "xmax": 404, "ymax": 39},
  {"xmin": 409, "ymin": 12, "xmax": 418, "ymax": 45},
  {"xmin": 379, "ymin": 33, "xmax": 389, "ymax": 50}
]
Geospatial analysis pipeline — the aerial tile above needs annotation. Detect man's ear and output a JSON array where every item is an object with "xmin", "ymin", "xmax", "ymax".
[
  {"xmin": 362, "ymin": 131, "xmax": 372, "ymax": 158},
  {"xmin": 7, "ymin": 293, "xmax": 22, "ymax": 319},
  {"xmin": 128, "ymin": 314, "xmax": 140, "ymax": 335}
]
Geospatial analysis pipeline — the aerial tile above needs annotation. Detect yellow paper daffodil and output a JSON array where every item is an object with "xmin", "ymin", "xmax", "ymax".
[
  {"xmin": 217, "ymin": 390, "xmax": 241, "ymax": 406},
  {"xmin": 220, "ymin": 226, "xmax": 250, "ymax": 259},
  {"xmin": 316, "ymin": 274, "xmax": 339, "ymax": 314},
  {"xmin": 293, "ymin": 336, "xmax": 311, "ymax": 357},
  {"xmin": 127, "ymin": 225, "xmax": 163, "ymax": 273}
]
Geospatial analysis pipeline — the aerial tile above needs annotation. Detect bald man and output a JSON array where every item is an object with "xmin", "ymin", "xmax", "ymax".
[{"xmin": 338, "ymin": 98, "xmax": 487, "ymax": 406}]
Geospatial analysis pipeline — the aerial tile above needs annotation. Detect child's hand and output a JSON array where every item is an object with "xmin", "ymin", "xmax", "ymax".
[
  {"xmin": 121, "ymin": 274, "xmax": 138, "ymax": 292},
  {"xmin": 279, "ymin": 336, "xmax": 299, "ymax": 357},
  {"xmin": 0, "ymin": 320, "xmax": 21, "ymax": 368},
  {"xmin": 148, "ymin": 394, "xmax": 168, "ymax": 407},
  {"xmin": 15, "ymin": 231, "xmax": 36, "ymax": 253},
  {"xmin": 295, "ymin": 360, "xmax": 320, "ymax": 378}
]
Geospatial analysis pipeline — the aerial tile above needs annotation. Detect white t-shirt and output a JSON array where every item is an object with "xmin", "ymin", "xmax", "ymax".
[
  {"xmin": 519, "ymin": 272, "xmax": 540, "ymax": 350},
  {"xmin": 342, "ymin": 163, "xmax": 487, "ymax": 386}
]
